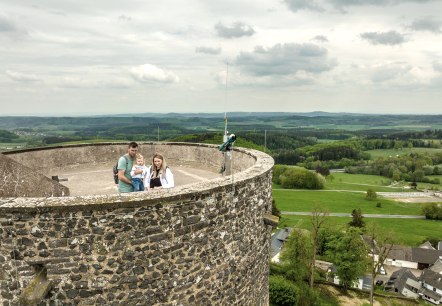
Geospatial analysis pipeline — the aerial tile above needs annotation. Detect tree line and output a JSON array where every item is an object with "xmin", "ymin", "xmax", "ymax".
[{"xmin": 346, "ymin": 152, "xmax": 442, "ymax": 184}]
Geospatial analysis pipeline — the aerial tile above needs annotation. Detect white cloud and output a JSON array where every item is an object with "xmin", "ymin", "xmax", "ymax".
[
  {"xmin": 371, "ymin": 62, "xmax": 412, "ymax": 83},
  {"xmin": 312, "ymin": 35, "xmax": 328, "ymax": 42},
  {"xmin": 360, "ymin": 31, "xmax": 406, "ymax": 45},
  {"xmin": 118, "ymin": 15, "xmax": 132, "ymax": 22},
  {"xmin": 5, "ymin": 70, "xmax": 40, "ymax": 82},
  {"xmin": 58, "ymin": 77, "xmax": 99, "ymax": 88},
  {"xmin": 283, "ymin": 0, "xmax": 324, "ymax": 12},
  {"xmin": 130, "ymin": 64, "xmax": 179, "ymax": 84},
  {"xmin": 214, "ymin": 22, "xmax": 255, "ymax": 38},
  {"xmin": 235, "ymin": 43, "xmax": 337, "ymax": 76},
  {"xmin": 57, "ymin": 77, "xmax": 133, "ymax": 89},
  {"xmin": 284, "ymin": 0, "xmax": 440, "ymax": 13},
  {"xmin": 433, "ymin": 61, "xmax": 442, "ymax": 73},
  {"xmin": 195, "ymin": 46, "xmax": 222, "ymax": 55},
  {"xmin": 0, "ymin": 15, "xmax": 16, "ymax": 32},
  {"xmin": 408, "ymin": 17, "xmax": 442, "ymax": 34}
]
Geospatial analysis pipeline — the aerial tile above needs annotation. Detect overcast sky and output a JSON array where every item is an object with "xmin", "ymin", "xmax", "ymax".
[{"xmin": 1, "ymin": 0, "xmax": 441, "ymax": 115}]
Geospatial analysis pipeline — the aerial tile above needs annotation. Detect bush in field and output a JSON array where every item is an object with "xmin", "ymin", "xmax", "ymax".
[
  {"xmin": 366, "ymin": 189, "xmax": 377, "ymax": 200},
  {"xmin": 269, "ymin": 275, "xmax": 299, "ymax": 306},
  {"xmin": 273, "ymin": 165, "xmax": 290, "ymax": 185},
  {"xmin": 280, "ymin": 168, "xmax": 325, "ymax": 189},
  {"xmin": 349, "ymin": 208, "xmax": 365, "ymax": 228},
  {"xmin": 422, "ymin": 203, "xmax": 442, "ymax": 220}
]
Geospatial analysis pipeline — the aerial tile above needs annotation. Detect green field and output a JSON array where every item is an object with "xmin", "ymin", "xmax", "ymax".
[
  {"xmin": 277, "ymin": 215, "xmax": 442, "ymax": 246},
  {"xmin": 328, "ymin": 173, "xmax": 391, "ymax": 186},
  {"xmin": 366, "ymin": 147, "xmax": 442, "ymax": 160},
  {"xmin": 273, "ymin": 189, "xmax": 424, "ymax": 215},
  {"xmin": 273, "ymin": 171, "xmax": 442, "ymax": 246},
  {"xmin": 428, "ymin": 175, "xmax": 442, "ymax": 181},
  {"xmin": 0, "ymin": 142, "xmax": 26, "ymax": 150},
  {"xmin": 325, "ymin": 173, "xmax": 404, "ymax": 192}
]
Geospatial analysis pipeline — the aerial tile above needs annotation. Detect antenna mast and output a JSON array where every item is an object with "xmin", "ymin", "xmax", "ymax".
[{"xmin": 223, "ymin": 62, "xmax": 229, "ymax": 142}]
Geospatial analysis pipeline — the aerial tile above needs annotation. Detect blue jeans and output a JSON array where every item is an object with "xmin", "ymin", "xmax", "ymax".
[{"xmin": 131, "ymin": 178, "xmax": 145, "ymax": 192}]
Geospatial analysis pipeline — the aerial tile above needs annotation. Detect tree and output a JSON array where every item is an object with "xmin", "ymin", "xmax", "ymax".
[
  {"xmin": 366, "ymin": 189, "xmax": 377, "ymax": 200},
  {"xmin": 269, "ymin": 275, "xmax": 299, "ymax": 306},
  {"xmin": 280, "ymin": 229, "xmax": 313, "ymax": 282},
  {"xmin": 316, "ymin": 227, "xmax": 342, "ymax": 256},
  {"xmin": 348, "ymin": 208, "xmax": 365, "ymax": 228},
  {"xmin": 366, "ymin": 224, "xmax": 394, "ymax": 306},
  {"xmin": 309, "ymin": 208, "xmax": 328, "ymax": 288},
  {"xmin": 272, "ymin": 199, "xmax": 281, "ymax": 218},
  {"xmin": 326, "ymin": 227, "xmax": 369, "ymax": 292},
  {"xmin": 315, "ymin": 164, "xmax": 330, "ymax": 176}
]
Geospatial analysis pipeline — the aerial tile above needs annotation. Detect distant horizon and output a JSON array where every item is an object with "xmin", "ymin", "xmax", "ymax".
[{"xmin": 1, "ymin": 111, "xmax": 442, "ymax": 117}]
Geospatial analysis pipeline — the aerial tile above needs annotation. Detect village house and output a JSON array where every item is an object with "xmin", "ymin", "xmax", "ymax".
[
  {"xmin": 420, "ymin": 269, "xmax": 442, "ymax": 305},
  {"xmin": 270, "ymin": 227, "xmax": 293, "ymax": 263},
  {"xmin": 385, "ymin": 268, "xmax": 420, "ymax": 298}
]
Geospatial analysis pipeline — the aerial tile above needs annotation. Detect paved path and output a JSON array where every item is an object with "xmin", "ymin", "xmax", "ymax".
[{"xmin": 281, "ymin": 211, "xmax": 425, "ymax": 219}]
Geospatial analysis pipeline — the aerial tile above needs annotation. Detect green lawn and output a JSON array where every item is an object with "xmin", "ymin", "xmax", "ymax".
[
  {"xmin": 428, "ymin": 175, "xmax": 442, "ymax": 182},
  {"xmin": 328, "ymin": 173, "xmax": 391, "ymax": 186},
  {"xmin": 273, "ymin": 171, "xmax": 441, "ymax": 247},
  {"xmin": 277, "ymin": 215, "xmax": 442, "ymax": 246},
  {"xmin": 366, "ymin": 147, "xmax": 442, "ymax": 160},
  {"xmin": 273, "ymin": 189, "xmax": 424, "ymax": 215},
  {"xmin": 325, "ymin": 173, "xmax": 404, "ymax": 192},
  {"xmin": 0, "ymin": 142, "xmax": 27, "ymax": 150}
]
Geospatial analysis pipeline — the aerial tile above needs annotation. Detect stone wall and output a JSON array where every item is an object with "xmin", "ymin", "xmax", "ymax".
[
  {"xmin": 3, "ymin": 142, "xmax": 254, "ymax": 173},
  {"xmin": 0, "ymin": 144, "xmax": 274, "ymax": 305},
  {"xmin": 0, "ymin": 154, "xmax": 69, "ymax": 197}
]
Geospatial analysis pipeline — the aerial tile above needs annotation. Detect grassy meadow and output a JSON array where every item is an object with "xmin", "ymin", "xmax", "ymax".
[
  {"xmin": 366, "ymin": 147, "xmax": 442, "ymax": 160},
  {"xmin": 273, "ymin": 172, "xmax": 442, "ymax": 246},
  {"xmin": 277, "ymin": 215, "xmax": 442, "ymax": 246},
  {"xmin": 273, "ymin": 189, "xmax": 423, "ymax": 215},
  {"xmin": 324, "ymin": 172, "xmax": 413, "ymax": 192}
]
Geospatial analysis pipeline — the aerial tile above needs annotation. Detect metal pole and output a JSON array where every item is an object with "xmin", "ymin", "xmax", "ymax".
[{"xmin": 264, "ymin": 130, "xmax": 267, "ymax": 152}]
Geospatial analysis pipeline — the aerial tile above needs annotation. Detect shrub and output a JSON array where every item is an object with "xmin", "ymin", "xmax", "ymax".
[
  {"xmin": 280, "ymin": 168, "xmax": 325, "ymax": 189},
  {"xmin": 269, "ymin": 275, "xmax": 299, "ymax": 306},
  {"xmin": 366, "ymin": 189, "xmax": 377, "ymax": 200},
  {"xmin": 422, "ymin": 203, "xmax": 442, "ymax": 220},
  {"xmin": 273, "ymin": 165, "xmax": 290, "ymax": 185},
  {"xmin": 349, "ymin": 208, "xmax": 365, "ymax": 228}
]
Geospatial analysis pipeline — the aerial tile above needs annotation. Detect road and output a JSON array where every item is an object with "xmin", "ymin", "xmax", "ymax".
[{"xmin": 281, "ymin": 211, "xmax": 425, "ymax": 219}]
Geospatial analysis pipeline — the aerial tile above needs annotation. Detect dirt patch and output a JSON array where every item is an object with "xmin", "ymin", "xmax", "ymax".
[
  {"xmin": 392, "ymin": 197, "xmax": 442, "ymax": 203},
  {"xmin": 318, "ymin": 284, "xmax": 419, "ymax": 306}
]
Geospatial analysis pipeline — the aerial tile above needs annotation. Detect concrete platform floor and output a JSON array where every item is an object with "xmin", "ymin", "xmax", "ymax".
[{"xmin": 46, "ymin": 163, "xmax": 222, "ymax": 196}]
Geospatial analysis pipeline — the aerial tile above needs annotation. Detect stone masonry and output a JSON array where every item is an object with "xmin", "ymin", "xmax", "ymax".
[{"xmin": 0, "ymin": 143, "xmax": 274, "ymax": 305}]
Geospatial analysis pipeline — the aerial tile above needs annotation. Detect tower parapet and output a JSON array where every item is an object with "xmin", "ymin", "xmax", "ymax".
[{"xmin": 0, "ymin": 143, "xmax": 274, "ymax": 305}]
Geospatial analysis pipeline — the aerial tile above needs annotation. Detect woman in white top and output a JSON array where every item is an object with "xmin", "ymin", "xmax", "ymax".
[{"xmin": 144, "ymin": 152, "xmax": 174, "ymax": 190}]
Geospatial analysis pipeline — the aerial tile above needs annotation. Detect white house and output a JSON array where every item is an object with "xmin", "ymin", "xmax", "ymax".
[
  {"xmin": 420, "ymin": 269, "xmax": 442, "ymax": 305},
  {"xmin": 384, "ymin": 245, "xmax": 418, "ymax": 269}
]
